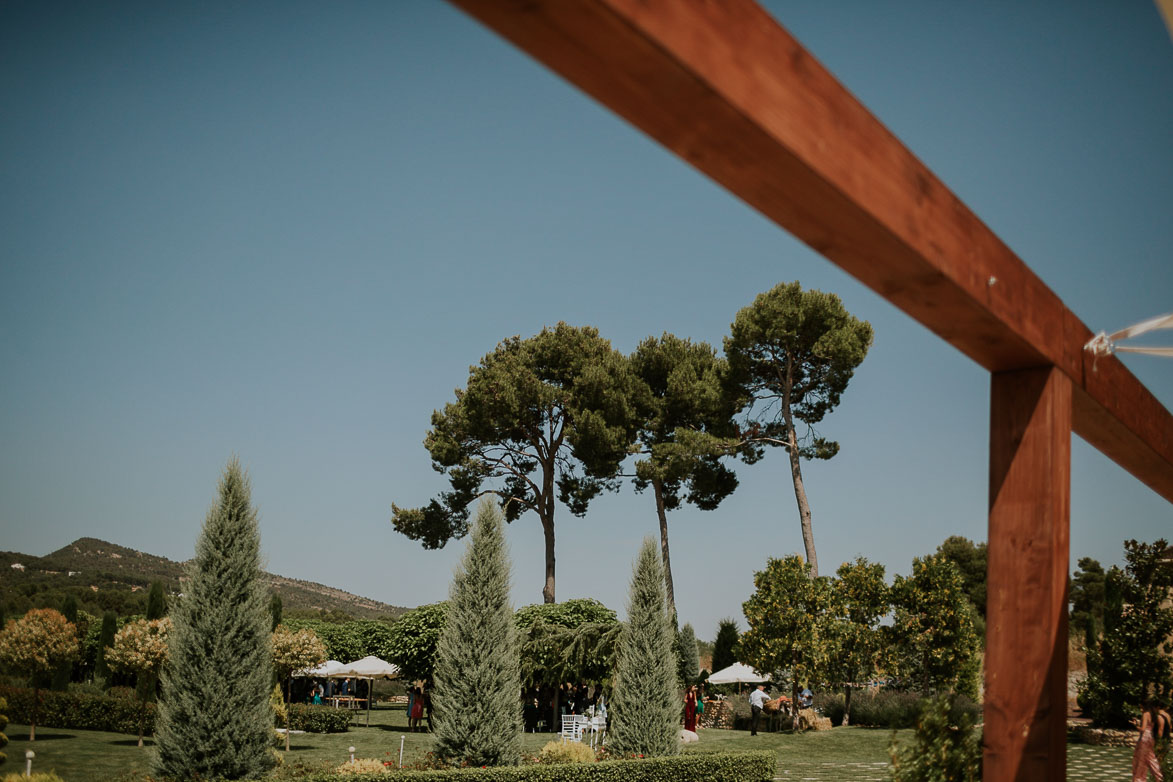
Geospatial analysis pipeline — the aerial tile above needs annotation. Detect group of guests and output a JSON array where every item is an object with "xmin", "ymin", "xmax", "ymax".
[
  {"xmin": 683, "ymin": 684, "xmax": 705, "ymax": 732},
  {"xmin": 406, "ymin": 685, "xmax": 432, "ymax": 732},
  {"xmin": 303, "ymin": 676, "xmax": 364, "ymax": 705},
  {"xmin": 748, "ymin": 683, "xmax": 811, "ymax": 735}
]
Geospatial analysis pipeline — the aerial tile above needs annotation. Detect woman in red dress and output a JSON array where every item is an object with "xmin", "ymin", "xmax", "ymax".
[
  {"xmin": 683, "ymin": 684, "xmax": 698, "ymax": 732},
  {"xmin": 409, "ymin": 685, "xmax": 425, "ymax": 732}
]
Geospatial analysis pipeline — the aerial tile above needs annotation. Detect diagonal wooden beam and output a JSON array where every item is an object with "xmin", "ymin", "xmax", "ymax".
[{"xmin": 450, "ymin": 0, "xmax": 1173, "ymax": 504}]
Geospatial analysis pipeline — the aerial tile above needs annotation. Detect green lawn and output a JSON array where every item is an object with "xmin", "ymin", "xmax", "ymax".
[{"xmin": 3, "ymin": 710, "xmax": 1136, "ymax": 782}]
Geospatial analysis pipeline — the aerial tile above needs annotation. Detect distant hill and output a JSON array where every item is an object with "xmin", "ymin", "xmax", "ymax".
[{"xmin": 0, "ymin": 537, "xmax": 407, "ymax": 621}]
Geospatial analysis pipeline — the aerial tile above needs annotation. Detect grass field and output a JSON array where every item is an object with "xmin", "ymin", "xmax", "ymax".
[{"xmin": 4, "ymin": 709, "xmax": 1136, "ymax": 781}]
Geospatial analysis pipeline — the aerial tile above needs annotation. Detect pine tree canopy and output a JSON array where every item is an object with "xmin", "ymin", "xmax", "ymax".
[
  {"xmin": 392, "ymin": 322, "xmax": 643, "ymax": 603},
  {"xmin": 153, "ymin": 459, "xmax": 275, "ymax": 780}
]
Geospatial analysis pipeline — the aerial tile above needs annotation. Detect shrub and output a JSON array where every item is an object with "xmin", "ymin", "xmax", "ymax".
[
  {"xmin": 297, "ymin": 750, "xmax": 774, "ymax": 782},
  {"xmin": 336, "ymin": 758, "xmax": 390, "ymax": 775},
  {"xmin": 537, "ymin": 740, "xmax": 596, "ymax": 764},
  {"xmin": 0, "ymin": 685, "xmax": 155, "ymax": 736},
  {"xmin": 814, "ymin": 689, "xmax": 979, "ymax": 730},
  {"xmin": 889, "ymin": 694, "xmax": 982, "ymax": 782},
  {"xmin": 287, "ymin": 703, "xmax": 352, "ymax": 733},
  {"xmin": 3, "ymin": 774, "xmax": 65, "ymax": 782}
]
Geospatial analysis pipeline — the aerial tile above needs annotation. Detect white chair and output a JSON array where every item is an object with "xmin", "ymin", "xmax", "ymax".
[
  {"xmin": 587, "ymin": 714, "xmax": 606, "ymax": 748},
  {"xmin": 560, "ymin": 714, "xmax": 587, "ymax": 742}
]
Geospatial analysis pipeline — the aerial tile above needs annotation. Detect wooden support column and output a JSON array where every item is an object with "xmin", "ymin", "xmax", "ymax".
[{"xmin": 986, "ymin": 366, "xmax": 1071, "ymax": 781}]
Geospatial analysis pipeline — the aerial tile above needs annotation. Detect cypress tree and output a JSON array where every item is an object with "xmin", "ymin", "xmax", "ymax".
[
  {"xmin": 711, "ymin": 618, "xmax": 739, "ymax": 674},
  {"xmin": 153, "ymin": 459, "xmax": 275, "ymax": 780},
  {"xmin": 146, "ymin": 582, "xmax": 166, "ymax": 620},
  {"xmin": 432, "ymin": 500, "xmax": 522, "ymax": 766},
  {"xmin": 676, "ymin": 623, "xmax": 700, "ymax": 686},
  {"xmin": 269, "ymin": 593, "xmax": 283, "ymax": 632},
  {"xmin": 609, "ymin": 537, "xmax": 680, "ymax": 757},
  {"xmin": 95, "ymin": 611, "xmax": 118, "ymax": 687}
]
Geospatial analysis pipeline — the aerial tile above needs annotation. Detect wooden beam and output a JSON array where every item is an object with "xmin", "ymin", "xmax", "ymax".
[
  {"xmin": 449, "ymin": 0, "xmax": 1173, "ymax": 503},
  {"xmin": 986, "ymin": 367, "xmax": 1071, "ymax": 781}
]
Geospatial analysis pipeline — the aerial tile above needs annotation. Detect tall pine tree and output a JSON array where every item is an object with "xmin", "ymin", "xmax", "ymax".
[
  {"xmin": 153, "ymin": 459, "xmax": 275, "ymax": 780},
  {"xmin": 609, "ymin": 537, "xmax": 680, "ymax": 757},
  {"xmin": 146, "ymin": 582, "xmax": 167, "ymax": 620},
  {"xmin": 675, "ymin": 623, "xmax": 700, "ymax": 686},
  {"xmin": 432, "ymin": 500, "xmax": 522, "ymax": 766},
  {"xmin": 711, "ymin": 618, "xmax": 739, "ymax": 674},
  {"xmin": 94, "ymin": 611, "xmax": 118, "ymax": 687}
]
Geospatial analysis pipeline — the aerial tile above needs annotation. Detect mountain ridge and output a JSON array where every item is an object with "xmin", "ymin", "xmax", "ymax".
[{"xmin": 1, "ymin": 537, "xmax": 406, "ymax": 621}]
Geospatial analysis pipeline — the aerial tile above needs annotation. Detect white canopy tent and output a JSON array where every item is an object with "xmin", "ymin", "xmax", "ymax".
[
  {"xmin": 707, "ymin": 662, "xmax": 770, "ymax": 685},
  {"xmin": 296, "ymin": 656, "xmax": 400, "ymax": 726}
]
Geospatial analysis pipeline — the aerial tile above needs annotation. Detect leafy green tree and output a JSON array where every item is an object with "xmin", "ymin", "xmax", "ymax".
[
  {"xmin": 629, "ymin": 334, "xmax": 742, "ymax": 613},
  {"xmin": 146, "ymin": 582, "xmax": 166, "ymax": 621},
  {"xmin": 1069, "ymin": 557, "xmax": 1106, "ymax": 639},
  {"xmin": 385, "ymin": 603, "xmax": 448, "ymax": 684},
  {"xmin": 281, "ymin": 618, "xmax": 396, "ymax": 663},
  {"xmin": 514, "ymin": 598, "xmax": 616, "ymax": 629},
  {"xmin": 271, "ymin": 625, "xmax": 326, "ymax": 752},
  {"xmin": 725, "ymin": 282, "xmax": 873, "ymax": 577},
  {"xmin": 1078, "ymin": 539, "xmax": 1173, "ymax": 728},
  {"xmin": 93, "ymin": 611, "xmax": 118, "ymax": 687},
  {"xmin": 740, "ymin": 555, "xmax": 836, "ymax": 730},
  {"xmin": 828, "ymin": 557, "xmax": 889, "ymax": 726},
  {"xmin": 609, "ymin": 538, "xmax": 680, "ymax": 757},
  {"xmin": 710, "ymin": 618, "xmax": 739, "ymax": 675},
  {"xmin": 889, "ymin": 554, "xmax": 980, "ymax": 697},
  {"xmin": 153, "ymin": 459, "xmax": 275, "ymax": 780},
  {"xmin": 433, "ymin": 501, "xmax": 523, "ymax": 766},
  {"xmin": 393, "ymin": 323, "xmax": 642, "ymax": 603},
  {"xmin": 0, "ymin": 608, "xmax": 78, "ymax": 740},
  {"xmin": 675, "ymin": 622, "xmax": 701, "ymax": 687},
  {"xmin": 105, "ymin": 617, "xmax": 171, "ymax": 747},
  {"xmin": 935, "ymin": 536, "xmax": 987, "ymax": 619}
]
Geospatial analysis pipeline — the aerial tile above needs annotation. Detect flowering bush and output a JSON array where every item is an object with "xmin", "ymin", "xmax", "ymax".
[
  {"xmin": 104, "ymin": 618, "xmax": 171, "ymax": 679},
  {"xmin": 0, "ymin": 610, "xmax": 78, "ymax": 679},
  {"xmin": 334, "ymin": 758, "xmax": 389, "ymax": 775},
  {"xmin": 537, "ymin": 740, "xmax": 596, "ymax": 764},
  {"xmin": 272, "ymin": 626, "xmax": 327, "ymax": 678}
]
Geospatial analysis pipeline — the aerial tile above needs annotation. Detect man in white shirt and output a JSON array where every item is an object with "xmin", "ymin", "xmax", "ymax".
[{"xmin": 748, "ymin": 684, "xmax": 768, "ymax": 736}]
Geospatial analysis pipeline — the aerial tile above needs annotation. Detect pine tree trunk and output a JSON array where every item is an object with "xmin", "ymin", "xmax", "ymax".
[
  {"xmin": 541, "ymin": 467, "xmax": 556, "ymax": 604},
  {"xmin": 843, "ymin": 683, "xmax": 852, "ymax": 727},
  {"xmin": 653, "ymin": 479, "xmax": 675, "ymax": 616},
  {"xmin": 782, "ymin": 356, "xmax": 818, "ymax": 577}
]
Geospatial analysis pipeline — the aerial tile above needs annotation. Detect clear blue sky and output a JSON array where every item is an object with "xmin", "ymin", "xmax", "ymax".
[{"xmin": 2, "ymin": 1, "xmax": 1170, "ymax": 642}]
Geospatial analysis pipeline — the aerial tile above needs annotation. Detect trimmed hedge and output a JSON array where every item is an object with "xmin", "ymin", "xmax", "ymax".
[
  {"xmin": 288, "ymin": 703, "xmax": 353, "ymax": 733},
  {"xmin": 814, "ymin": 690, "xmax": 980, "ymax": 729},
  {"xmin": 301, "ymin": 751, "xmax": 774, "ymax": 782},
  {"xmin": 0, "ymin": 686, "xmax": 154, "ymax": 736}
]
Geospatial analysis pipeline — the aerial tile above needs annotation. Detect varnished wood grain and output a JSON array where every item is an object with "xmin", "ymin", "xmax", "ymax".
[{"xmin": 986, "ymin": 368, "xmax": 1071, "ymax": 782}]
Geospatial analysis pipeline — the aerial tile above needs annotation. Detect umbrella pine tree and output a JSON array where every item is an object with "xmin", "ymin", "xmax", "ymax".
[
  {"xmin": 609, "ymin": 537, "xmax": 680, "ymax": 757},
  {"xmin": 153, "ymin": 459, "xmax": 275, "ymax": 780},
  {"xmin": 432, "ymin": 500, "xmax": 522, "ymax": 766}
]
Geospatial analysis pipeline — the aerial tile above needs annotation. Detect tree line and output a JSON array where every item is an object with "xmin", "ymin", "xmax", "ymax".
[{"xmin": 392, "ymin": 281, "xmax": 875, "ymax": 608}]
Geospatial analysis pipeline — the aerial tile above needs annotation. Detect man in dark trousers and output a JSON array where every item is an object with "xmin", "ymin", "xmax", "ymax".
[{"xmin": 749, "ymin": 684, "xmax": 768, "ymax": 736}]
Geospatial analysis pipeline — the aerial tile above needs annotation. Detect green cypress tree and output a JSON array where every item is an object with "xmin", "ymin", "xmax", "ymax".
[
  {"xmin": 609, "ymin": 537, "xmax": 680, "ymax": 757},
  {"xmin": 711, "ymin": 617, "xmax": 739, "ymax": 674},
  {"xmin": 432, "ymin": 500, "xmax": 522, "ymax": 766},
  {"xmin": 146, "ymin": 582, "xmax": 167, "ymax": 620},
  {"xmin": 94, "ymin": 611, "xmax": 118, "ymax": 687},
  {"xmin": 153, "ymin": 459, "xmax": 275, "ymax": 780},
  {"xmin": 269, "ymin": 593, "xmax": 283, "ymax": 632},
  {"xmin": 676, "ymin": 623, "xmax": 700, "ymax": 686}
]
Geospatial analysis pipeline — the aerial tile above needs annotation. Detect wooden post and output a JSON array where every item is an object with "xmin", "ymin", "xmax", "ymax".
[{"xmin": 986, "ymin": 366, "xmax": 1071, "ymax": 781}]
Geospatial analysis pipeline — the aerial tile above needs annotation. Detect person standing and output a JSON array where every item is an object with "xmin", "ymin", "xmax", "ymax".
[
  {"xmin": 684, "ymin": 685, "xmax": 698, "ymax": 732},
  {"xmin": 1133, "ymin": 700, "xmax": 1169, "ymax": 782},
  {"xmin": 409, "ymin": 685, "xmax": 425, "ymax": 732},
  {"xmin": 749, "ymin": 684, "xmax": 768, "ymax": 736}
]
